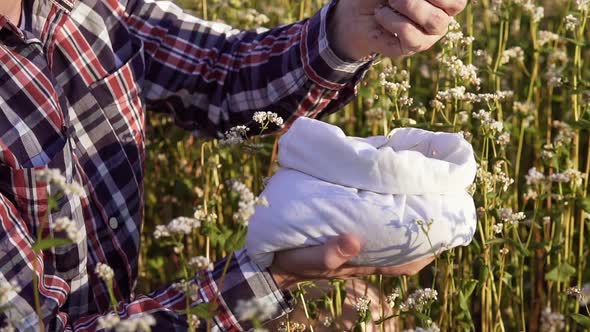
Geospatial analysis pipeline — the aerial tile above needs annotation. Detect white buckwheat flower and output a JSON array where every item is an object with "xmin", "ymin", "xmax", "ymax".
[
  {"xmin": 513, "ymin": 101, "xmax": 536, "ymax": 115},
  {"xmin": 500, "ymin": 47, "xmax": 524, "ymax": 66},
  {"xmin": 97, "ymin": 314, "xmax": 120, "ymax": 330},
  {"xmin": 538, "ymin": 31, "xmax": 559, "ymax": 47},
  {"xmin": 499, "ymin": 208, "xmax": 526, "ymax": 226},
  {"xmin": 115, "ymin": 314, "xmax": 156, "ymax": 332},
  {"xmin": 493, "ymin": 223, "xmax": 504, "ymax": 234},
  {"xmin": 95, "ymin": 263, "xmax": 115, "ymax": 282},
  {"xmin": 220, "ymin": 125, "xmax": 250, "ymax": 146},
  {"xmin": 235, "ymin": 297, "xmax": 277, "ymax": 321},
  {"xmin": 385, "ymin": 288, "xmax": 401, "ymax": 308},
  {"xmin": 36, "ymin": 169, "xmax": 84, "ymax": 196},
  {"xmin": 153, "ymin": 217, "xmax": 201, "ymax": 239},
  {"xmin": 253, "ymin": 111, "xmax": 284, "ymax": 127},
  {"xmin": 540, "ymin": 307, "xmax": 565, "ymax": 332},
  {"xmin": 400, "ymin": 288, "xmax": 438, "ymax": 312},
  {"xmin": 496, "ymin": 132, "xmax": 511, "ymax": 146},
  {"xmin": 353, "ymin": 296, "xmax": 371, "ymax": 314},
  {"xmin": 0, "ymin": 280, "xmax": 21, "ymax": 304},
  {"xmin": 52, "ymin": 217, "xmax": 84, "ymax": 243},
  {"xmin": 565, "ymin": 15, "xmax": 579, "ymax": 31},
  {"xmin": 230, "ymin": 181, "xmax": 268, "ymax": 226},
  {"xmin": 525, "ymin": 167, "xmax": 545, "ymax": 185},
  {"xmin": 188, "ymin": 256, "xmax": 213, "ymax": 272},
  {"xmin": 576, "ymin": 0, "xmax": 590, "ymax": 11}
]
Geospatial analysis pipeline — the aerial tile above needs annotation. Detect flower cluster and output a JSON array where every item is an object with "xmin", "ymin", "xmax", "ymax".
[
  {"xmin": 242, "ymin": 8, "xmax": 270, "ymax": 26},
  {"xmin": 235, "ymin": 297, "xmax": 277, "ymax": 321},
  {"xmin": 438, "ymin": 56, "xmax": 481, "ymax": 87},
  {"xmin": 500, "ymin": 47, "xmax": 525, "ymax": 66},
  {"xmin": 36, "ymin": 169, "xmax": 84, "ymax": 196},
  {"xmin": 525, "ymin": 167, "xmax": 545, "ymax": 185},
  {"xmin": 188, "ymin": 256, "xmax": 213, "ymax": 272},
  {"xmin": 353, "ymin": 296, "xmax": 371, "ymax": 314},
  {"xmin": 95, "ymin": 263, "xmax": 115, "ymax": 282},
  {"xmin": 52, "ymin": 217, "xmax": 84, "ymax": 243},
  {"xmin": 172, "ymin": 280, "xmax": 200, "ymax": 301},
  {"xmin": 549, "ymin": 168, "xmax": 586, "ymax": 186},
  {"xmin": 498, "ymin": 208, "xmax": 526, "ymax": 226},
  {"xmin": 514, "ymin": 0, "xmax": 545, "ymax": 22},
  {"xmin": 277, "ymin": 321, "xmax": 306, "ymax": 332},
  {"xmin": 472, "ymin": 109, "xmax": 504, "ymax": 133},
  {"xmin": 576, "ymin": 0, "xmax": 590, "ymax": 11},
  {"xmin": 540, "ymin": 307, "xmax": 565, "ymax": 332},
  {"xmin": 230, "ymin": 180, "xmax": 268, "ymax": 226},
  {"xmin": 565, "ymin": 14, "xmax": 579, "ymax": 31},
  {"xmin": 193, "ymin": 208, "xmax": 217, "ymax": 224},
  {"xmin": 399, "ymin": 288, "xmax": 438, "ymax": 312},
  {"xmin": 442, "ymin": 18, "xmax": 474, "ymax": 47},
  {"xmin": 385, "ymin": 288, "xmax": 401, "ymax": 308},
  {"xmin": 538, "ymin": 31, "xmax": 559, "ymax": 47},
  {"xmin": 98, "ymin": 313, "xmax": 156, "ymax": 332},
  {"xmin": 524, "ymin": 166, "xmax": 585, "ymax": 188},
  {"xmin": 0, "ymin": 280, "xmax": 21, "ymax": 304},
  {"xmin": 379, "ymin": 66, "xmax": 411, "ymax": 96},
  {"xmin": 153, "ymin": 217, "xmax": 201, "ymax": 239},
  {"xmin": 220, "ymin": 125, "xmax": 250, "ymax": 146},
  {"xmin": 253, "ymin": 111, "xmax": 284, "ymax": 127}
]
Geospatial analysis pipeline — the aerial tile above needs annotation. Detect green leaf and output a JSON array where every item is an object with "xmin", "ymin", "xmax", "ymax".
[
  {"xmin": 32, "ymin": 238, "xmax": 72, "ymax": 252},
  {"xmin": 478, "ymin": 264, "xmax": 490, "ymax": 287},
  {"xmin": 182, "ymin": 303, "xmax": 218, "ymax": 319},
  {"xmin": 570, "ymin": 313, "xmax": 590, "ymax": 328},
  {"xmin": 411, "ymin": 310, "xmax": 434, "ymax": 325},
  {"xmin": 564, "ymin": 37, "xmax": 587, "ymax": 46},
  {"xmin": 570, "ymin": 119, "xmax": 590, "ymax": 131},
  {"xmin": 576, "ymin": 197, "xmax": 590, "ymax": 212},
  {"xmin": 462, "ymin": 280, "xmax": 478, "ymax": 298},
  {"xmin": 545, "ymin": 263, "xmax": 576, "ymax": 282}
]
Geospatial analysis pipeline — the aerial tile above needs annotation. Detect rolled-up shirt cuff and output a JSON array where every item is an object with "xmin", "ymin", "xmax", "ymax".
[
  {"xmin": 197, "ymin": 249, "xmax": 293, "ymax": 331},
  {"xmin": 301, "ymin": 0, "xmax": 374, "ymax": 90}
]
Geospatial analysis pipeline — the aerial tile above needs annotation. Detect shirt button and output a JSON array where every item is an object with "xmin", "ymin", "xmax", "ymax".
[{"xmin": 109, "ymin": 217, "xmax": 118, "ymax": 230}]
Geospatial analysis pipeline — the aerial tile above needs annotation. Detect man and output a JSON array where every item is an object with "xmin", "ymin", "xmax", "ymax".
[{"xmin": 0, "ymin": 0, "xmax": 466, "ymax": 330}]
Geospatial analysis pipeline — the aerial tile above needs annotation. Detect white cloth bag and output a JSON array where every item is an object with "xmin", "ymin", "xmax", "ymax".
[{"xmin": 246, "ymin": 117, "xmax": 478, "ymax": 267}]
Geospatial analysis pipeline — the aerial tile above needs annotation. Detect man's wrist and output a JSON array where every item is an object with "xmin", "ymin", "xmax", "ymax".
[
  {"xmin": 268, "ymin": 266, "xmax": 299, "ymax": 290},
  {"xmin": 327, "ymin": 0, "xmax": 369, "ymax": 61}
]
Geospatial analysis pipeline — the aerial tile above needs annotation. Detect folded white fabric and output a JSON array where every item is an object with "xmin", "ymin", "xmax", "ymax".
[{"xmin": 246, "ymin": 117, "xmax": 478, "ymax": 268}]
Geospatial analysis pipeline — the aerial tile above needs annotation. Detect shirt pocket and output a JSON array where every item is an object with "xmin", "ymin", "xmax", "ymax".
[{"xmin": 87, "ymin": 40, "xmax": 146, "ymax": 159}]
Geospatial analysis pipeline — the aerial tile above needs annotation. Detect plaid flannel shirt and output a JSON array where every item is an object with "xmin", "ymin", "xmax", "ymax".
[{"xmin": 0, "ymin": 0, "xmax": 371, "ymax": 330}]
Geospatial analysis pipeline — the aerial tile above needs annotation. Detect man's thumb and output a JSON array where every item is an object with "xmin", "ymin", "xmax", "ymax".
[
  {"xmin": 322, "ymin": 235, "xmax": 363, "ymax": 270},
  {"xmin": 272, "ymin": 234, "xmax": 363, "ymax": 274}
]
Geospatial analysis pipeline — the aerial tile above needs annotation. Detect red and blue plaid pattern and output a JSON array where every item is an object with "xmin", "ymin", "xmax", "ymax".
[{"xmin": 0, "ymin": 0, "xmax": 370, "ymax": 330}]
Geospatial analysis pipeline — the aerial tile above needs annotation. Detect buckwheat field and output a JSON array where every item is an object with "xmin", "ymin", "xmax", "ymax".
[
  {"xmin": 7, "ymin": 0, "xmax": 589, "ymax": 331},
  {"xmin": 138, "ymin": 0, "xmax": 590, "ymax": 331}
]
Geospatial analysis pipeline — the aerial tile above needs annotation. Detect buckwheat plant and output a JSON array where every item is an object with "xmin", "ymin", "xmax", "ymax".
[{"xmin": 140, "ymin": 0, "xmax": 590, "ymax": 330}]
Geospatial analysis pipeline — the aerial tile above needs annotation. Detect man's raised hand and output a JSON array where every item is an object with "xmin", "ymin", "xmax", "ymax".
[{"xmin": 329, "ymin": 0, "xmax": 468, "ymax": 60}]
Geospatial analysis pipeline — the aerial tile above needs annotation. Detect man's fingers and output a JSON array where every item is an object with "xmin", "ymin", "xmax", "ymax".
[
  {"xmin": 367, "ymin": 28, "xmax": 403, "ymax": 58},
  {"xmin": 373, "ymin": 6, "xmax": 442, "ymax": 57},
  {"xmin": 388, "ymin": 0, "xmax": 450, "ymax": 35},
  {"xmin": 377, "ymin": 256, "xmax": 435, "ymax": 276},
  {"xmin": 427, "ymin": 0, "xmax": 468, "ymax": 16},
  {"xmin": 274, "ymin": 235, "xmax": 362, "ymax": 273}
]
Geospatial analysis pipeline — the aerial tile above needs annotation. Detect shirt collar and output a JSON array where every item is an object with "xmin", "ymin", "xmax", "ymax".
[
  {"xmin": 49, "ymin": 0, "xmax": 77, "ymax": 13},
  {"xmin": 0, "ymin": 15, "xmax": 26, "ymax": 40}
]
